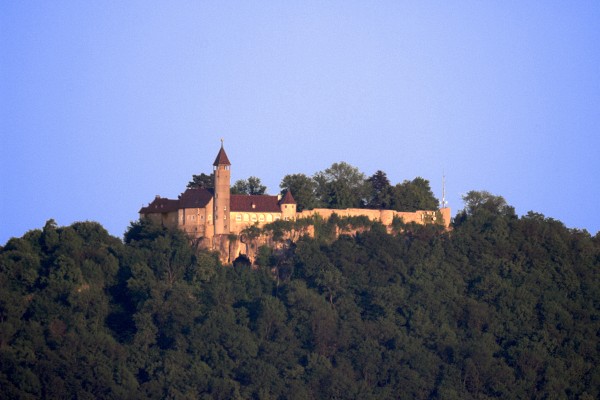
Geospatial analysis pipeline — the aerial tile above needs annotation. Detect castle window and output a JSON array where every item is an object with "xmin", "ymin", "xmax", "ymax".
[
  {"xmin": 236, "ymin": 214, "xmax": 242, "ymax": 222},
  {"xmin": 251, "ymin": 215, "xmax": 257, "ymax": 222},
  {"xmin": 243, "ymin": 214, "xmax": 249, "ymax": 222},
  {"xmin": 259, "ymin": 215, "xmax": 265, "ymax": 222}
]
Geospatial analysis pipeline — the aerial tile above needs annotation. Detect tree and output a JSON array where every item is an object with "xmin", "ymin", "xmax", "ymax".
[
  {"xmin": 280, "ymin": 173, "xmax": 320, "ymax": 211},
  {"xmin": 187, "ymin": 172, "xmax": 214, "ymax": 189},
  {"xmin": 314, "ymin": 162, "xmax": 368, "ymax": 209},
  {"xmin": 231, "ymin": 176, "xmax": 267, "ymax": 195},
  {"xmin": 2, "ymin": 204, "xmax": 600, "ymax": 399},
  {"xmin": 460, "ymin": 190, "xmax": 511, "ymax": 216},
  {"xmin": 366, "ymin": 170, "xmax": 393, "ymax": 209},
  {"xmin": 240, "ymin": 224, "xmax": 262, "ymax": 256},
  {"xmin": 391, "ymin": 177, "xmax": 438, "ymax": 211}
]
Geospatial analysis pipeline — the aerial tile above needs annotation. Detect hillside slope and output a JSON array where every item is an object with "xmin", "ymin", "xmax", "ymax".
[{"xmin": 1, "ymin": 199, "xmax": 599, "ymax": 399}]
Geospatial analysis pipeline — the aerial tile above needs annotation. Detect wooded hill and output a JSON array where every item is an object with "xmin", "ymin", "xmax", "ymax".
[{"xmin": 1, "ymin": 192, "xmax": 599, "ymax": 399}]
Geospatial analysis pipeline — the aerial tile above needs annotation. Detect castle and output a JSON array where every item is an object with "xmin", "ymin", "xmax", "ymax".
[{"xmin": 139, "ymin": 143, "xmax": 451, "ymax": 254}]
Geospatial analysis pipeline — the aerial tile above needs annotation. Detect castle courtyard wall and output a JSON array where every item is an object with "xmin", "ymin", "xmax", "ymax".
[
  {"xmin": 229, "ymin": 211, "xmax": 283, "ymax": 236},
  {"xmin": 297, "ymin": 207, "xmax": 451, "ymax": 228}
]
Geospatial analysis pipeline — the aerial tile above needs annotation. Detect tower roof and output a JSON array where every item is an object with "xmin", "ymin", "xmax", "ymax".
[
  {"xmin": 213, "ymin": 143, "xmax": 231, "ymax": 166},
  {"xmin": 280, "ymin": 190, "xmax": 296, "ymax": 204}
]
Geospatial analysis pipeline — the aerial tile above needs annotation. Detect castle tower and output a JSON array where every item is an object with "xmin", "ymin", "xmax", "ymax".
[
  {"xmin": 280, "ymin": 190, "xmax": 297, "ymax": 221},
  {"xmin": 213, "ymin": 141, "xmax": 231, "ymax": 235}
]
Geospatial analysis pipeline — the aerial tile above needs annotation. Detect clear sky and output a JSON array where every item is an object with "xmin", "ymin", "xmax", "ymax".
[{"xmin": 2, "ymin": 1, "xmax": 599, "ymax": 244}]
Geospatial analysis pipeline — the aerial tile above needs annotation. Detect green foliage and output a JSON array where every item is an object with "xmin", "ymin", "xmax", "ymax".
[
  {"xmin": 187, "ymin": 172, "xmax": 214, "ymax": 189},
  {"xmin": 461, "ymin": 190, "xmax": 511, "ymax": 216},
  {"xmin": 280, "ymin": 164, "xmax": 441, "ymax": 213},
  {"xmin": 1, "ymin": 207, "xmax": 599, "ymax": 399},
  {"xmin": 366, "ymin": 170, "xmax": 393, "ymax": 209},
  {"xmin": 391, "ymin": 177, "xmax": 439, "ymax": 211},
  {"xmin": 231, "ymin": 176, "xmax": 267, "ymax": 195},
  {"xmin": 334, "ymin": 215, "xmax": 374, "ymax": 231},
  {"xmin": 314, "ymin": 162, "xmax": 369, "ymax": 209},
  {"xmin": 280, "ymin": 173, "xmax": 320, "ymax": 211},
  {"xmin": 262, "ymin": 219, "xmax": 294, "ymax": 243},
  {"xmin": 262, "ymin": 218, "xmax": 313, "ymax": 244}
]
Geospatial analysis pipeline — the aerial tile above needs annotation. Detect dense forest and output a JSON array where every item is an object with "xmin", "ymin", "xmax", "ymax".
[{"xmin": 1, "ymin": 192, "xmax": 599, "ymax": 399}]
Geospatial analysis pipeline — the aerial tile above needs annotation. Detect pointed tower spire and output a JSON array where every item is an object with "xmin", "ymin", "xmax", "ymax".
[
  {"xmin": 213, "ymin": 139, "xmax": 231, "ymax": 166},
  {"xmin": 280, "ymin": 190, "xmax": 296, "ymax": 204},
  {"xmin": 213, "ymin": 140, "xmax": 231, "ymax": 236}
]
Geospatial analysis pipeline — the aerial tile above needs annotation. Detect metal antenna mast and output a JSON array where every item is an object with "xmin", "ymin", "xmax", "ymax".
[{"xmin": 441, "ymin": 173, "xmax": 448, "ymax": 209}]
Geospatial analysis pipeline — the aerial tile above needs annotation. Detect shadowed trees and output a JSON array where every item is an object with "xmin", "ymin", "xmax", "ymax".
[
  {"xmin": 366, "ymin": 170, "xmax": 393, "ymax": 209},
  {"xmin": 187, "ymin": 172, "xmax": 214, "ymax": 189},
  {"xmin": 231, "ymin": 176, "xmax": 267, "ymax": 195},
  {"xmin": 1, "ymin": 191, "xmax": 599, "ymax": 399},
  {"xmin": 281, "ymin": 164, "xmax": 438, "ymax": 212},
  {"xmin": 280, "ymin": 173, "xmax": 320, "ymax": 212},
  {"xmin": 314, "ymin": 162, "xmax": 369, "ymax": 209},
  {"xmin": 391, "ymin": 177, "xmax": 439, "ymax": 212}
]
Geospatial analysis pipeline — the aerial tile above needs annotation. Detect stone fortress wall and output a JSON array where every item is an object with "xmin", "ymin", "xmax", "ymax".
[{"xmin": 297, "ymin": 207, "xmax": 451, "ymax": 228}]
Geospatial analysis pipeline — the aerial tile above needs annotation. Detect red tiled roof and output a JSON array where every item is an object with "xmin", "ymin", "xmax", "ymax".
[
  {"xmin": 231, "ymin": 195, "xmax": 281, "ymax": 212},
  {"xmin": 179, "ymin": 188, "xmax": 213, "ymax": 208},
  {"xmin": 139, "ymin": 197, "xmax": 180, "ymax": 214},
  {"xmin": 140, "ymin": 188, "xmax": 213, "ymax": 214},
  {"xmin": 140, "ymin": 185, "xmax": 288, "ymax": 215},
  {"xmin": 280, "ymin": 190, "xmax": 296, "ymax": 204},
  {"xmin": 213, "ymin": 146, "xmax": 231, "ymax": 166}
]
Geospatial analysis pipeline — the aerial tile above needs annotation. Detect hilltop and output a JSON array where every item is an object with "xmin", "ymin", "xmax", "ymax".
[{"xmin": 1, "ymin": 192, "xmax": 599, "ymax": 399}]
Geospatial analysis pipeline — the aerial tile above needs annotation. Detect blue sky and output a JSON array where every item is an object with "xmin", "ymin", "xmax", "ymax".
[{"xmin": 2, "ymin": 1, "xmax": 599, "ymax": 244}]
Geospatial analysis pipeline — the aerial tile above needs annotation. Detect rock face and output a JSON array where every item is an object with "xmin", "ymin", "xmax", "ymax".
[{"xmin": 210, "ymin": 224, "xmax": 315, "ymax": 264}]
